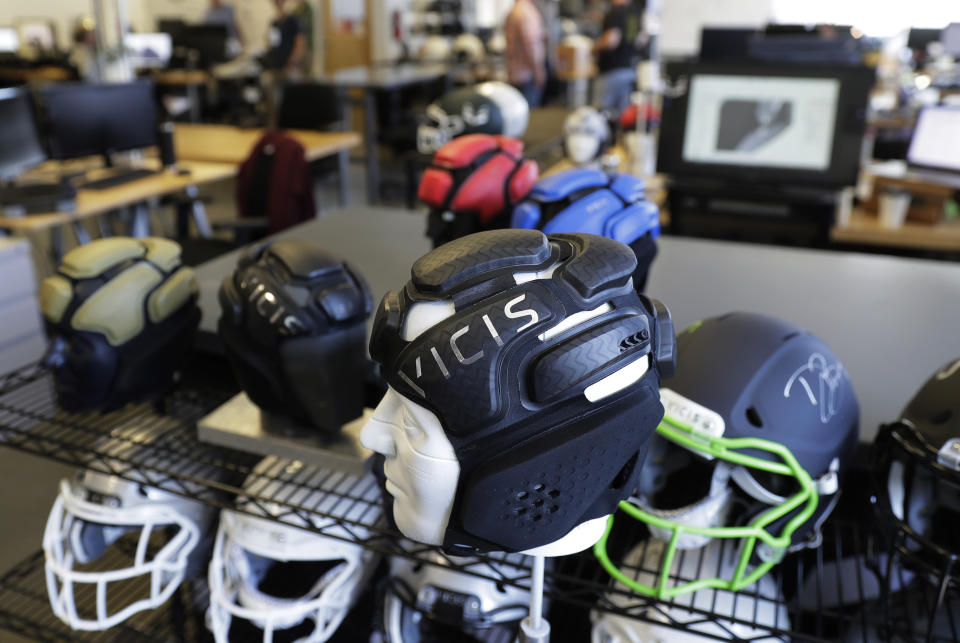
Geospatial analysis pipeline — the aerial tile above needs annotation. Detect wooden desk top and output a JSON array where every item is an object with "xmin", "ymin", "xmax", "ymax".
[
  {"xmin": 153, "ymin": 69, "xmax": 211, "ymax": 85},
  {"xmin": 831, "ymin": 209, "xmax": 960, "ymax": 252},
  {"xmin": 0, "ymin": 161, "xmax": 236, "ymax": 232},
  {"xmin": 0, "ymin": 66, "xmax": 72, "ymax": 82},
  {"xmin": 173, "ymin": 124, "xmax": 361, "ymax": 165}
]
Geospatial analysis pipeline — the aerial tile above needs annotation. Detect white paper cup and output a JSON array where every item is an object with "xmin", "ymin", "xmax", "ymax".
[{"xmin": 878, "ymin": 191, "xmax": 911, "ymax": 228}]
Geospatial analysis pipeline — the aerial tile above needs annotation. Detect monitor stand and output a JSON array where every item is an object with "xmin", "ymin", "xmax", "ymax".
[{"xmin": 666, "ymin": 177, "xmax": 841, "ymax": 248}]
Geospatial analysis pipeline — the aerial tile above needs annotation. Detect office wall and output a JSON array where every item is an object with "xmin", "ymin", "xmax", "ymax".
[
  {"xmin": 0, "ymin": 0, "xmax": 147, "ymax": 51},
  {"xmin": 658, "ymin": 0, "xmax": 775, "ymax": 58}
]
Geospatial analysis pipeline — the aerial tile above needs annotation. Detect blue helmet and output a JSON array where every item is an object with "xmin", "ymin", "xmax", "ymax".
[{"xmin": 511, "ymin": 169, "xmax": 660, "ymax": 291}]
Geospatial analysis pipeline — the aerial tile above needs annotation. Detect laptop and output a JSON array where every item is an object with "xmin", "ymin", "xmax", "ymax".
[{"xmin": 905, "ymin": 105, "xmax": 960, "ymax": 188}]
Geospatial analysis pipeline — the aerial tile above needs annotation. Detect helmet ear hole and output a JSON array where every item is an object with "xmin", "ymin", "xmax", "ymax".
[
  {"xmin": 746, "ymin": 407, "xmax": 764, "ymax": 428},
  {"xmin": 609, "ymin": 452, "xmax": 640, "ymax": 490},
  {"xmin": 930, "ymin": 410, "xmax": 952, "ymax": 424}
]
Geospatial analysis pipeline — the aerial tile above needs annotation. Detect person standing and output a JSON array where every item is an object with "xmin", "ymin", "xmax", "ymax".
[
  {"xmin": 266, "ymin": 0, "xmax": 306, "ymax": 74},
  {"xmin": 504, "ymin": 0, "xmax": 547, "ymax": 108},
  {"xmin": 290, "ymin": 0, "xmax": 315, "ymax": 75},
  {"xmin": 593, "ymin": 0, "xmax": 647, "ymax": 112}
]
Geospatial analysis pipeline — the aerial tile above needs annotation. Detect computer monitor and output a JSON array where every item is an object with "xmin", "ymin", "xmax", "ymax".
[
  {"xmin": 17, "ymin": 19, "xmax": 56, "ymax": 52},
  {"xmin": 157, "ymin": 18, "xmax": 186, "ymax": 37},
  {"xmin": 172, "ymin": 24, "xmax": 230, "ymax": 66},
  {"xmin": 699, "ymin": 28, "xmax": 757, "ymax": 61},
  {"xmin": 41, "ymin": 80, "xmax": 158, "ymax": 160},
  {"xmin": 907, "ymin": 28, "xmax": 942, "ymax": 53},
  {"xmin": 657, "ymin": 62, "xmax": 875, "ymax": 187},
  {"xmin": 0, "ymin": 88, "xmax": 46, "ymax": 180},
  {"xmin": 0, "ymin": 27, "xmax": 18, "ymax": 53},
  {"xmin": 124, "ymin": 33, "xmax": 173, "ymax": 68},
  {"xmin": 907, "ymin": 106, "xmax": 960, "ymax": 174}
]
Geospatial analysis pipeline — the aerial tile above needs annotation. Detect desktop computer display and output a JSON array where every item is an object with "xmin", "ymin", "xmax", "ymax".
[
  {"xmin": 0, "ymin": 27, "xmax": 18, "ymax": 53},
  {"xmin": 907, "ymin": 106, "xmax": 960, "ymax": 173},
  {"xmin": 0, "ymin": 87, "xmax": 46, "ymax": 180},
  {"xmin": 699, "ymin": 28, "xmax": 758, "ymax": 62},
  {"xmin": 124, "ymin": 33, "xmax": 173, "ymax": 69},
  {"xmin": 658, "ymin": 63, "xmax": 874, "ymax": 187},
  {"xmin": 172, "ymin": 24, "xmax": 230, "ymax": 66},
  {"xmin": 42, "ymin": 80, "xmax": 158, "ymax": 160},
  {"xmin": 682, "ymin": 74, "xmax": 840, "ymax": 172}
]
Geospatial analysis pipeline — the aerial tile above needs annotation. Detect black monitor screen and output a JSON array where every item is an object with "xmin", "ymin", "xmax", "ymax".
[
  {"xmin": 657, "ymin": 63, "xmax": 874, "ymax": 187},
  {"xmin": 173, "ymin": 25, "xmax": 229, "ymax": 66},
  {"xmin": 699, "ymin": 28, "xmax": 757, "ymax": 61},
  {"xmin": 42, "ymin": 80, "xmax": 157, "ymax": 160},
  {"xmin": 0, "ymin": 87, "xmax": 46, "ymax": 180},
  {"xmin": 908, "ymin": 28, "xmax": 942, "ymax": 51}
]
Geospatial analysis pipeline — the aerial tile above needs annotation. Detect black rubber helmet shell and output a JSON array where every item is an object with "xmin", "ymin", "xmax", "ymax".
[
  {"xmin": 218, "ymin": 240, "xmax": 372, "ymax": 433},
  {"xmin": 370, "ymin": 229, "xmax": 675, "ymax": 554}
]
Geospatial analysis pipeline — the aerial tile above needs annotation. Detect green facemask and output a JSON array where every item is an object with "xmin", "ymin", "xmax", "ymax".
[{"xmin": 593, "ymin": 411, "xmax": 819, "ymax": 599}]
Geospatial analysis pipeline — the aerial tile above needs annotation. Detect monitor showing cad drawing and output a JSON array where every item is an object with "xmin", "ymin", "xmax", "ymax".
[{"xmin": 681, "ymin": 74, "xmax": 840, "ymax": 171}]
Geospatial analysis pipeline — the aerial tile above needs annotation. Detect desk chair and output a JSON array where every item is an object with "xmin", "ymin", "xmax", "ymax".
[{"xmin": 277, "ymin": 82, "xmax": 349, "ymax": 207}]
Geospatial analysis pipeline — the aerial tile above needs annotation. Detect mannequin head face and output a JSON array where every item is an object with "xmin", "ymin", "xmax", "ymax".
[
  {"xmin": 362, "ymin": 387, "xmax": 460, "ymax": 545},
  {"xmin": 364, "ymin": 229, "xmax": 675, "ymax": 554}
]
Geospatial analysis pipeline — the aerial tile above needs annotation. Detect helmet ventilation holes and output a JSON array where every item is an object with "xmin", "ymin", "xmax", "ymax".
[{"xmin": 746, "ymin": 407, "xmax": 764, "ymax": 428}]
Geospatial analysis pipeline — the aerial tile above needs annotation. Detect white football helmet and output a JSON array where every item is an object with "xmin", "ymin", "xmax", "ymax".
[
  {"xmin": 417, "ymin": 81, "xmax": 530, "ymax": 154},
  {"xmin": 453, "ymin": 33, "xmax": 486, "ymax": 63},
  {"xmin": 381, "ymin": 544, "xmax": 535, "ymax": 642},
  {"xmin": 591, "ymin": 538, "xmax": 790, "ymax": 643},
  {"xmin": 563, "ymin": 107, "xmax": 612, "ymax": 165},
  {"xmin": 420, "ymin": 36, "xmax": 453, "ymax": 62},
  {"xmin": 207, "ymin": 456, "xmax": 382, "ymax": 643},
  {"xmin": 43, "ymin": 424, "xmax": 220, "ymax": 631}
]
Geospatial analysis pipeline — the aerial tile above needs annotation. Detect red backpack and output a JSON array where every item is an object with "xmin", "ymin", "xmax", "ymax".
[{"xmin": 236, "ymin": 131, "xmax": 316, "ymax": 233}]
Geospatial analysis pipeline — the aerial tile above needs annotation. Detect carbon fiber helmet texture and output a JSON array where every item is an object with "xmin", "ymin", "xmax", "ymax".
[
  {"xmin": 370, "ymin": 229, "xmax": 676, "ymax": 554},
  {"xmin": 218, "ymin": 240, "xmax": 372, "ymax": 433},
  {"xmin": 39, "ymin": 238, "xmax": 200, "ymax": 412}
]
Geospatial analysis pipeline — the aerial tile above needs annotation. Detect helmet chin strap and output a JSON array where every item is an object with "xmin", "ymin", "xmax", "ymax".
[{"xmin": 633, "ymin": 463, "xmax": 734, "ymax": 550}]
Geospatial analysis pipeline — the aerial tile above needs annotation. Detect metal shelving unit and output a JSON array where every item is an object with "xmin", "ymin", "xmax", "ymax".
[
  {"xmin": 0, "ymin": 549, "xmax": 209, "ymax": 642},
  {"xmin": 0, "ymin": 361, "xmax": 956, "ymax": 642}
]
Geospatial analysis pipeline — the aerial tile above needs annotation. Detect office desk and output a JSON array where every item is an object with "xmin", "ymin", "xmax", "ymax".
[
  {"xmin": 153, "ymin": 70, "xmax": 212, "ymax": 122},
  {"xmin": 0, "ymin": 161, "xmax": 236, "ymax": 261},
  {"xmin": 0, "ymin": 66, "xmax": 72, "ymax": 83},
  {"xmin": 172, "ymin": 124, "xmax": 360, "ymax": 206},
  {"xmin": 315, "ymin": 63, "xmax": 453, "ymax": 204},
  {"xmin": 831, "ymin": 209, "xmax": 960, "ymax": 252}
]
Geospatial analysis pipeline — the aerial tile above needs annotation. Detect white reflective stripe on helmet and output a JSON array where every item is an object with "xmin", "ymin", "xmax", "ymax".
[{"xmin": 43, "ymin": 479, "xmax": 199, "ymax": 631}]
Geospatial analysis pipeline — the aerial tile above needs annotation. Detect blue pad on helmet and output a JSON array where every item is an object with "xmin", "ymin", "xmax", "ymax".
[{"xmin": 531, "ymin": 168, "xmax": 608, "ymax": 200}]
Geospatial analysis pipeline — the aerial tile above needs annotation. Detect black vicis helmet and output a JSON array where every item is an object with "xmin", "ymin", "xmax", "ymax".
[
  {"xmin": 369, "ymin": 229, "xmax": 675, "ymax": 554},
  {"xmin": 872, "ymin": 357, "xmax": 960, "ymax": 595},
  {"xmin": 218, "ymin": 240, "xmax": 372, "ymax": 434}
]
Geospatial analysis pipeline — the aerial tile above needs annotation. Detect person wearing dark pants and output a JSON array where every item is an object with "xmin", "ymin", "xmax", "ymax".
[{"xmin": 593, "ymin": 0, "xmax": 647, "ymax": 112}]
